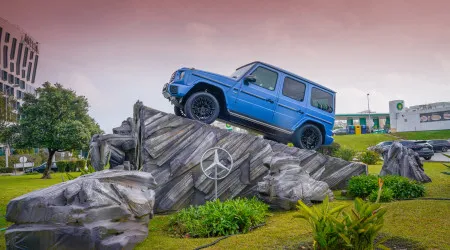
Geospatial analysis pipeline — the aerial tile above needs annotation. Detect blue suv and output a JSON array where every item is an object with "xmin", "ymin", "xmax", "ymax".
[{"xmin": 162, "ymin": 61, "xmax": 336, "ymax": 150}]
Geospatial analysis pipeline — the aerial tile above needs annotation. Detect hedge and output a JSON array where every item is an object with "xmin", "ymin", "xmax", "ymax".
[{"xmin": 56, "ymin": 160, "xmax": 86, "ymax": 172}]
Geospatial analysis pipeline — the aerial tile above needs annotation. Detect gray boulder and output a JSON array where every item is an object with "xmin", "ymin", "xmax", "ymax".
[
  {"xmin": 89, "ymin": 101, "xmax": 367, "ymax": 212},
  {"xmin": 257, "ymin": 152, "xmax": 334, "ymax": 210},
  {"xmin": 5, "ymin": 170, "xmax": 157, "ymax": 250},
  {"xmin": 380, "ymin": 142, "xmax": 431, "ymax": 183}
]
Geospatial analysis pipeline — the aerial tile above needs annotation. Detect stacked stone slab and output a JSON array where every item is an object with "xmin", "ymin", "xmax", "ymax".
[
  {"xmin": 5, "ymin": 170, "xmax": 157, "ymax": 250},
  {"xmin": 90, "ymin": 102, "xmax": 367, "ymax": 213},
  {"xmin": 380, "ymin": 142, "xmax": 432, "ymax": 183}
]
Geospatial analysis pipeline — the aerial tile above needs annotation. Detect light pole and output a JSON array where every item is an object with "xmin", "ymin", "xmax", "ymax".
[
  {"xmin": 367, "ymin": 93, "xmax": 371, "ymax": 132},
  {"xmin": 4, "ymin": 94, "xmax": 9, "ymax": 169}
]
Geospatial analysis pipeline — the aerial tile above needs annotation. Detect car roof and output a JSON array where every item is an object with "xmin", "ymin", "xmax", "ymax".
[{"xmin": 237, "ymin": 61, "xmax": 336, "ymax": 94}]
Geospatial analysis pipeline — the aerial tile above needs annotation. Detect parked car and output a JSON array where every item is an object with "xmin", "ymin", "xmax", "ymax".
[
  {"xmin": 162, "ymin": 61, "xmax": 336, "ymax": 150},
  {"xmin": 332, "ymin": 128, "xmax": 347, "ymax": 136},
  {"xmin": 426, "ymin": 140, "xmax": 450, "ymax": 152},
  {"xmin": 398, "ymin": 140, "xmax": 434, "ymax": 160},
  {"xmin": 25, "ymin": 162, "xmax": 57, "ymax": 173}
]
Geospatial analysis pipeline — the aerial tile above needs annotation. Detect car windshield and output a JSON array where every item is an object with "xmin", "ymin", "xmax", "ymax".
[{"xmin": 230, "ymin": 63, "xmax": 254, "ymax": 79}]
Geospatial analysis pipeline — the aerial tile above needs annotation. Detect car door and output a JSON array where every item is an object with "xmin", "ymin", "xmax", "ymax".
[
  {"xmin": 232, "ymin": 65, "xmax": 279, "ymax": 124},
  {"xmin": 272, "ymin": 75, "xmax": 307, "ymax": 131}
]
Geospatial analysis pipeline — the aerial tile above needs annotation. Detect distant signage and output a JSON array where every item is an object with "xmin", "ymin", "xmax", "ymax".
[
  {"xmin": 419, "ymin": 110, "xmax": 450, "ymax": 123},
  {"xmin": 14, "ymin": 162, "xmax": 34, "ymax": 168},
  {"xmin": 22, "ymin": 34, "xmax": 39, "ymax": 54}
]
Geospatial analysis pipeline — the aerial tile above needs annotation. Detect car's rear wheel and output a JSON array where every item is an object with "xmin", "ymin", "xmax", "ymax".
[
  {"xmin": 293, "ymin": 124, "xmax": 323, "ymax": 150},
  {"xmin": 174, "ymin": 106, "xmax": 185, "ymax": 117},
  {"xmin": 184, "ymin": 92, "xmax": 220, "ymax": 124},
  {"xmin": 424, "ymin": 156, "xmax": 432, "ymax": 160},
  {"xmin": 442, "ymin": 146, "xmax": 448, "ymax": 152}
]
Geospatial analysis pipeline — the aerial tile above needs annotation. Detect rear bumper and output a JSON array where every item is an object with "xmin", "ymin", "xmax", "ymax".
[{"xmin": 418, "ymin": 150, "xmax": 434, "ymax": 157}]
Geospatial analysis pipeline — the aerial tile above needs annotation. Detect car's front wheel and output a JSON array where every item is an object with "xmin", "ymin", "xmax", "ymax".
[
  {"xmin": 442, "ymin": 146, "xmax": 448, "ymax": 152},
  {"xmin": 424, "ymin": 156, "xmax": 432, "ymax": 160},
  {"xmin": 174, "ymin": 106, "xmax": 185, "ymax": 117},
  {"xmin": 293, "ymin": 124, "xmax": 323, "ymax": 151},
  {"xmin": 184, "ymin": 92, "xmax": 220, "ymax": 124}
]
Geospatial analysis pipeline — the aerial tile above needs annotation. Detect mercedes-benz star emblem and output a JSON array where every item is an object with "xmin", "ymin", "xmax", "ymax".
[{"xmin": 200, "ymin": 147, "xmax": 233, "ymax": 180}]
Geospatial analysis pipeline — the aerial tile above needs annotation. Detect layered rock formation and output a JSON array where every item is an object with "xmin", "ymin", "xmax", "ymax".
[
  {"xmin": 380, "ymin": 142, "xmax": 432, "ymax": 183},
  {"xmin": 5, "ymin": 170, "xmax": 157, "ymax": 250},
  {"xmin": 90, "ymin": 102, "xmax": 367, "ymax": 213},
  {"xmin": 257, "ymin": 152, "xmax": 334, "ymax": 210}
]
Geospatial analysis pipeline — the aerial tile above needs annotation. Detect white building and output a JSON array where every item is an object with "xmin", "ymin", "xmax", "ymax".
[
  {"xmin": 389, "ymin": 100, "xmax": 450, "ymax": 132},
  {"xmin": 0, "ymin": 17, "xmax": 40, "ymax": 108}
]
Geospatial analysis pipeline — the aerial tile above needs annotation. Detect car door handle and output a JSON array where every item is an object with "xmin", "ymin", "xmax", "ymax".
[
  {"xmin": 297, "ymin": 109, "xmax": 304, "ymax": 114},
  {"xmin": 266, "ymin": 98, "xmax": 274, "ymax": 103}
]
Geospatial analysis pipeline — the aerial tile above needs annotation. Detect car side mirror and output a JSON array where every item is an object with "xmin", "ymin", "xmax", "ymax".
[{"xmin": 244, "ymin": 75, "xmax": 256, "ymax": 85}]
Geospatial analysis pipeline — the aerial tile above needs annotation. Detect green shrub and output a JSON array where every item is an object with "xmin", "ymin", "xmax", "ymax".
[
  {"xmin": 56, "ymin": 161, "xmax": 67, "ymax": 172},
  {"xmin": 75, "ymin": 160, "xmax": 86, "ymax": 171},
  {"xmin": 317, "ymin": 142, "xmax": 341, "ymax": 156},
  {"xmin": 357, "ymin": 151, "xmax": 380, "ymax": 165},
  {"xmin": 335, "ymin": 147, "xmax": 356, "ymax": 161},
  {"xmin": 296, "ymin": 196, "xmax": 387, "ymax": 250},
  {"xmin": 382, "ymin": 175, "xmax": 425, "ymax": 199},
  {"xmin": 369, "ymin": 187, "xmax": 394, "ymax": 202},
  {"xmin": 348, "ymin": 175, "xmax": 378, "ymax": 199},
  {"xmin": 169, "ymin": 197, "xmax": 269, "ymax": 238},
  {"xmin": 0, "ymin": 167, "xmax": 14, "ymax": 173},
  {"xmin": 348, "ymin": 175, "xmax": 425, "ymax": 200}
]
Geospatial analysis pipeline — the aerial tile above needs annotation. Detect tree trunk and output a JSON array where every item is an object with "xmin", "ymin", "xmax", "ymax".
[{"xmin": 42, "ymin": 149, "xmax": 56, "ymax": 179}]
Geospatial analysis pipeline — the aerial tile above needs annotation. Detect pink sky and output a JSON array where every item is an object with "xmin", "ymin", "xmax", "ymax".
[{"xmin": 2, "ymin": 0, "xmax": 450, "ymax": 132}]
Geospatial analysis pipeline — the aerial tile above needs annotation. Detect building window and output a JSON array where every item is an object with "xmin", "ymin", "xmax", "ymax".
[
  {"xmin": 20, "ymin": 80, "xmax": 25, "ymax": 89},
  {"xmin": 15, "ymin": 77, "xmax": 20, "ymax": 85},
  {"xmin": 16, "ymin": 43, "xmax": 23, "ymax": 75},
  {"xmin": 311, "ymin": 87, "xmax": 334, "ymax": 113},
  {"xmin": 249, "ymin": 66, "xmax": 278, "ymax": 91},
  {"xmin": 31, "ymin": 55, "xmax": 39, "ymax": 83},
  {"xmin": 8, "ymin": 74, "xmax": 13, "ymax": 84},
  {"xmin": 5, "ymin": 32, "xmax": 10, "ymax": 43},
  {"xmin": 282, "ymin": 77, "xmax": 306, "ymax": 101},
  {"xmin": 16, "ymin": 90, "xmax": 21, "ymax": 99},
  {"xmin": 27, "ymin": 62, "xmax": 32, "ymax": 81},
  {"xmin": 0, "ymin": 27, "xmax": 3, "ymax": 44},
  {"xmin": 10, "ymin": 62, "xmax": 14, "ymax": 72},
  {"xmin": 23, "ymin": 47, "xmax": 28, "ymax": 67},
  {"xmin": 2, "ymin": 70, "xmax": 7, "ymax": 80},
  {"xmin": 0, "ymin": 82, "xmax": 3, "ymax": 93},
  {"xmin": 30, "ymin": 51, "xmax": 34, "ymax": 60},
  {"xmin": 3, "ymin": 45, "xmax": 7, "ymax": 69},
  {"xmin": 21, "ymin": 69, "xmax": 25, "ymax": 78},
  {"xmin": 10, "ymin": 38, "xmax": 17, "ymax": 59}
]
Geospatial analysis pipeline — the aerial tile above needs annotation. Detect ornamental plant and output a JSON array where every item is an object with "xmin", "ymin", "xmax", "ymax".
[
  {"xmin": 295, "ymin": 195, "xmax": 387, "ymax": 250},
  {"xmin": 168, "ymin": 197, "xmax": 269, "ymax": 238}
]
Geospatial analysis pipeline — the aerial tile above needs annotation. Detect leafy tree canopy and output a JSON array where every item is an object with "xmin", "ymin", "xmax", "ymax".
[{"xmin": 17, "ymin": 82, "xmax": 102, "ymax": 178}]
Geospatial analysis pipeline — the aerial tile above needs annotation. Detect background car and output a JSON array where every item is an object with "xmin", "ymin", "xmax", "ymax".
[
  {"xmin": 25, "ymin": 162, "xmax": 58, "ymax": 173},
  {"xmin": 398, "ymin": 140, "xmax": 434, "ymax": 160},
  {"xmin": 426, "ymin": 140, "xmax": 450, "ymax": 152},
  {"xmin": 332, "ymin": 128, "xmax": 347, "ymax": 136}
]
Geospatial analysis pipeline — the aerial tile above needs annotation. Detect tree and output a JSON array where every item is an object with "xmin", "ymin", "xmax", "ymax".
[{"xmin": 17, "ymin": 82, "xmax": 102, "ymax": 178}]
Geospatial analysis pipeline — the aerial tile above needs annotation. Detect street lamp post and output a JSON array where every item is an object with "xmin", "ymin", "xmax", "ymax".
[
  {"xmin": 4, "ymin": 94, "xmax": 9, "ymax": 169},
  {"xmin": 367, "ymin": 93, "xmax": 371, "ymax": 132}
]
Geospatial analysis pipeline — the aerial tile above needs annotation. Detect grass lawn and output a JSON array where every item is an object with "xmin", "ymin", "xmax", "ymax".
[
  {"xmin": 1, "ymin": 164, "xmax": 449, "ymax": 249},
  {"xmin": 393, "ymin": 129, "xmax": 450, "ymax": 140},
  {"xmin": 333, "ymin": 133, "xmax": 396, "ymax": 151}
]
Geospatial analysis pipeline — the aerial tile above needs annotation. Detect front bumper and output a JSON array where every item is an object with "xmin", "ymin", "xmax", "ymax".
[
  {"xmin": 324, "ymin": 134, "xmax": 334, "ymax": 145},
  {"xmin": 162, "ymin": 83, "xmax": 182, "ymax": 108}
]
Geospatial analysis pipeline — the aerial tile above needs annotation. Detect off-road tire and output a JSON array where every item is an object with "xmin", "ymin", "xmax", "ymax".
[
  {"xmin": 184, "ymin": 92, "xmax": 220, "ymax": 124},
  {"xmin": 174, "ymin": 106, "xmax": 185, "ymax": 117},
  {"xmin": 442, "ymin": 146, "xmax": 448, "ymax": 152},
  {"xmin": 293, "ymin": 124, "xmax": 323, "ymax": 150}
]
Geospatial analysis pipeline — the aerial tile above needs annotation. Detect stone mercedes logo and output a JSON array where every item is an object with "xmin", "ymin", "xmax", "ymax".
[{"xmin": 200, "ymin": 147, "xmax": 234, "ymax": 200}]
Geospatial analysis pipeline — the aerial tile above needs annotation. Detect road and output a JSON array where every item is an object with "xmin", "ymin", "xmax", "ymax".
[{"xmin": 426, "ymin": 152, "xmax": 450, "ymax": 162}]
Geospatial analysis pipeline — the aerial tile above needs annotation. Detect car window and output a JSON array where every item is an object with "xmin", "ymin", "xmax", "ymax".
[
  {"xmin": 311, "ymin": 87, "xmax": 334, "ymax": 113},
  {"xmin": 282, "ymin": 77, "xmax": 306, "ymax": 101},
  {"xmin": 249, "ymin": 66, "xmax": 278, "ymax": 91}
]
